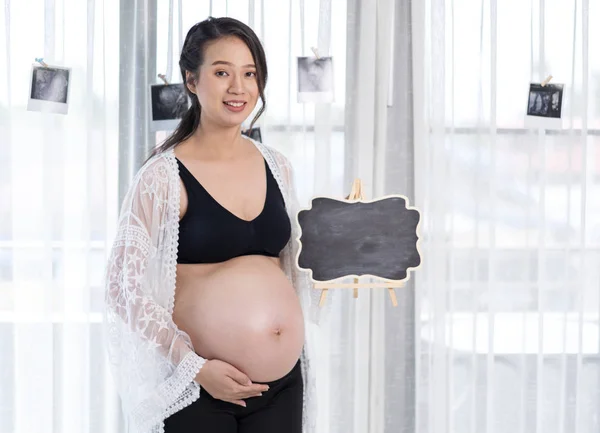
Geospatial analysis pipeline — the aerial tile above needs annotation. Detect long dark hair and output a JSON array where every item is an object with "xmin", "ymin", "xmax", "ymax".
[{"xmin": 147, "ymin": 17, "xmax": 268, "ymax": 161}]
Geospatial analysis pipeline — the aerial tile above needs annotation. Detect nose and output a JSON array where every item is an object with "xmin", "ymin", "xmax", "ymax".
[{"xmin": 228, "ymin": 72, "xmax": 244, "ymax": 94}]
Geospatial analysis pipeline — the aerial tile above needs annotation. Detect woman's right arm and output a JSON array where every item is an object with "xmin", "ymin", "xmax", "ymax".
[
  {"xmin": 104, "ymin": 157, "xmax": 205, "ymax": 368},
  {"xmin": 103, "ymin": 158, "xmax": 207, "ymax": 430}
]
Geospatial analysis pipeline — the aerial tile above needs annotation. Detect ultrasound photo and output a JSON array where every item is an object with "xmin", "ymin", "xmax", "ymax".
[
  {"xmin": 150, "ymin": 83, "xmax": 190, "ymax": 131},
  {"xmin": 27, "ymin": 65, "xmax": 71, "ymax": 114},
  {"xmin": 31, "ymin": 67, "xmax": 69, "ymax": 102},
  {"xmin": 151, "ymin": 83, "xmax": 189, "ymax": 121},
  {"xmin": 527, "ymin": 83, "xmax": 563, "ymax": 118},
  {"xmin": 297, "ymin": 56, "xmax": 334, "ymax": 103}
]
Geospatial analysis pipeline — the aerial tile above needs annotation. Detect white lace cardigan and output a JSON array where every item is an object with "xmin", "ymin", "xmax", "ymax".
[{"xmin": 103, "ymin": 139, "xmax": 327, "ymax": 433}]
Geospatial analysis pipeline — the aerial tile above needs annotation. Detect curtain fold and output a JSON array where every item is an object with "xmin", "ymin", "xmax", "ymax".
[
  {"xmin": 118, "ymin": 0, "xmax": 157, "ymax": 205},
  {"xmin": 342, "ymin": 1, "xmax": 415, "ymax": 432},
  {"xmin": 383, "ymin": 1, "xmax": 416, "ymax": 432}
]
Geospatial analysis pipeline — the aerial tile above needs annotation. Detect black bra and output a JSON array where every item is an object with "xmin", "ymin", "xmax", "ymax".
[{"xmin": 175, "ymin": 157, "xmax": 291, "ymax": 264}]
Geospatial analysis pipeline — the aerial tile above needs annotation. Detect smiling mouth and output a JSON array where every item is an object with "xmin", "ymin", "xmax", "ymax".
[{"xmin": 224, "ymin": 101, "xmax": 246, "ymax": 107}]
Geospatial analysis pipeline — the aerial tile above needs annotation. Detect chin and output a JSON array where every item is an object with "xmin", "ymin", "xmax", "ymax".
[
  {"xmin": 219, "ymin": 117, "xmax": 248, "ymax": 129},
  {"xmin": 220, "ymin": 113, "xmax": 252, "ymax": 128}
]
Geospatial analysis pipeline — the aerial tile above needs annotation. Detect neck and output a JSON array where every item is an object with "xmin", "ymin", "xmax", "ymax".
[{"xmin": 190, "ymin": 121, "xmax": 248, "ymax": 160}]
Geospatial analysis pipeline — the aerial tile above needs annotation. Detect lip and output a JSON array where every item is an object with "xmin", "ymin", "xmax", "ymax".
[{"xmin": 223, "ymin": 100, "xmax": 247, "ymax": 113}]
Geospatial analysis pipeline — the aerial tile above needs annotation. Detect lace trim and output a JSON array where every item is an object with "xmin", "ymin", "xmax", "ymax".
[
  {"xmin": 253, "ymin": 139, "xmax": 290, "ymax": 207},
  {"xmin": 164, "ymin": 149, "xmax": 180, "ymax": 316},
  {"xmin": 131, "ymin": 351, "xmax": 206, "ymax": 433}
]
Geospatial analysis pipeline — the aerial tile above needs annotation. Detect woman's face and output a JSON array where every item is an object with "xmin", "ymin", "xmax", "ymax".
[{"xmin": 187, "ymin": 36, "xmax": 259, "ymax": 128}]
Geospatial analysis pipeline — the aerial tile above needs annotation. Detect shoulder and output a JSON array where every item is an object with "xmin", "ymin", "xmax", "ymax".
[
  {"xmin": 259, "ymin": 143, "xmax": 293, "ymax": 171},
  {"xmin": 243, "ymin": 135, "xmax": 291, "ymax": 166},
  {"xmin": 256, "ymin": 143, "xmax": 298, "ymax": 194},
  {"xmin": 125, "ymin": 150, "xmax": 177, "ymax": 206},
  {"xmin": 136, "ymin": 151, "xmax": 175, "ymax": 182}
]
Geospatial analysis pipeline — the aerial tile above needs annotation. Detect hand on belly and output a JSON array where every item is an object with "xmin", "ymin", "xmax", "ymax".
[{"xmin": 174, "ymin": 256, "xmax": 306, "ymax": 382}]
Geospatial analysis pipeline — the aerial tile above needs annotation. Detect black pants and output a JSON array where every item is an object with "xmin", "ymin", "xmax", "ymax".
[{"xmin": 164, "ymin": 359, "xmax": 303, "ymax": 433}]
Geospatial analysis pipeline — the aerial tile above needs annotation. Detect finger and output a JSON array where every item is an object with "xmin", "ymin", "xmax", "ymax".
[
  {"xmin": 234, "ymin": 385, "xmax": 268, "ymax": 398},
  {"xmin": 233, "ymin": 389, "xmax": 255, "ymax": 399},
  {"xmin": 225, "ymin": 399, "xmax": 247, "ymax": 407},
  {"xmin": 228, "ymin": 369, "xmax": 252, "ymax": 386},
  {"xmin": 241, "ymin": 384, "xmax": 270, "ymax": 393}
]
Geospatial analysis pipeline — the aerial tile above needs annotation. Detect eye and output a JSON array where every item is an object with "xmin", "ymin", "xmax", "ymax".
[
  {"xmin": 246, "ymin": 71, "xmax": 257, "ymax": 78},
  {"xmin": 215, "ymin": 70, "xmax": 228, "ymax": 77}
]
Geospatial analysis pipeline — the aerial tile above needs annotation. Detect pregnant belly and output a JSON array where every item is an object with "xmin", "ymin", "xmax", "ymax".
[{"xmin": 173, "ymin": 255, "xmax": 305, "ymax": 382}]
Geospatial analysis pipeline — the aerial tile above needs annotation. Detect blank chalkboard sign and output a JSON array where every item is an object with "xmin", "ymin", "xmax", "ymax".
[{"xmin": 296, "ymin": 195, "xmax": 421, "ymax": 283}]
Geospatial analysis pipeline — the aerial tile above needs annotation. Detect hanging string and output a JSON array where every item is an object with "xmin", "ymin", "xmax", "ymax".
[
  {"xmin": 44, "ymin": 0, "xmax": 55, "ymax": 62},
  {"xmin": 300, "ymin": 0, "xmax": 307, "ymax": 167},
  {"xmin": 317, "ymin": 0, "xmax": 331, "ymax": 57},
  {"xmin": 530, "ymin": 0, "xmax": 534, "ymax": 81},
  {"xmin": 568, "ymin": 0, "xmax": 577, "ymax": 115},
  {"xmin": 300, "ymin": 0, "xmax": 305, "ymax": 55},
  {"xmin": 260, "ymin": 0, "xmax": 265, "ymax": 42},
  {"xmin": 249, "ymin": 0, "xmax": 255, "ymax": 29},
  {"xmin": 178, "ymin": 0, "xmax": 183, "ymax": 58},
  {"xmin": 286, "ymin": 0, "xmax": 292, "ymax": 127},
  {"xmin": 166, "ymin": 0, "xmax": 174, "ymax": 83}
]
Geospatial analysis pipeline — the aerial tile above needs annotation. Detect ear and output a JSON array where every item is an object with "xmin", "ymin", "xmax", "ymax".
[{"xmin": 185, "ymin": 71, "xmax": 197, "ymax": 94}]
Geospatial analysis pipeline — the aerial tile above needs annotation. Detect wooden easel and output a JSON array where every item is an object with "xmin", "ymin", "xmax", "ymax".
[{"xmin": 312, "ymin": 178, "xmax": 405, "ymax": 307}]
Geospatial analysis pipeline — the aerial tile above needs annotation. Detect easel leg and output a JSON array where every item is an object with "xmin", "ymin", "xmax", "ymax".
[
  {"xmin": 319, "ymin": 288, "xmax": 328, "ymax": 307},
  {"xmin": 388, "ymin": 288, "xmax": 398, "ymax": 307},
  {"xmin": 353, "ymin": 277, "xmax": 359, "ymax": 298}
]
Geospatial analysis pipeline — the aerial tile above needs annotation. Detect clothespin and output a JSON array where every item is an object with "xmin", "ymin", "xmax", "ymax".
[
  {"xmin": 35, "ymin": 58, "xmax": 49, "ymax": 67},
  {"xmin": 541, "ymin": 75, "xmax": 553, "ymax": 87},
  {"xmin": 158, "ymin": 74, "xmax": 169, "ymax": 85},
  {"xmin": 311, "ymin": 47, "xmax": 321, "ymax": 60}
]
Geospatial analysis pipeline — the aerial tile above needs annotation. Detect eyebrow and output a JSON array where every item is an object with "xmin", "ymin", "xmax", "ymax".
[{"xmin": 211, "ymin": 60, "xmax": 256, "ymax": 68}]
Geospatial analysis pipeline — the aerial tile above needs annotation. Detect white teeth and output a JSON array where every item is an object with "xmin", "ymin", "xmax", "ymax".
[{"xmin": 225, "ymin": 102, "xmax": 244, "ymax": 107}]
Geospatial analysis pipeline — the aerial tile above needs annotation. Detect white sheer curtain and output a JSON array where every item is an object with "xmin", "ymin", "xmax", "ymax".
[
  {"xmin": 413, "ymin": 1, "xmax": 600, "ymax": 432},
  {"xmin": 0, "ymin": 0, "xmax": 121, "ymax": 432}
]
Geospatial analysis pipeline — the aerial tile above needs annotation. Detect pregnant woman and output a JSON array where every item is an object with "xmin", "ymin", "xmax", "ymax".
[{"xmin": 103, "ymin": 17, "xmax": 323, "ymax": 433}]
